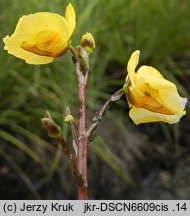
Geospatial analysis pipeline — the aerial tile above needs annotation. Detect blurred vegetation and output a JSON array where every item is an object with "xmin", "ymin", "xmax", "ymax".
[{"xmin": 0, "ymin": 0, "xmax": 190, "ymax": 199}]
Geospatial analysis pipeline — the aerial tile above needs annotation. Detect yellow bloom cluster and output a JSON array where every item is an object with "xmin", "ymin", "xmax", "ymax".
[
  {"xmin": 2, "ymin": 3, "xmax": 187, "ymax": 125},
  {"xmin": 124, "ymin": 51, "xmax": 187, "ymax": 124},
  {"xmin": 3, "ymin": 3, "xmax": 76, "ymax": 64}
]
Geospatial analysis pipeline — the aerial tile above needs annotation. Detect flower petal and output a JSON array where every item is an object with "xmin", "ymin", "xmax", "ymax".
[
  {"xmin": 129, "ymin": 107, "xmax": 186, "ymax": 125},
  {"xmin": 65, "ymin": 3, "xmax": 76, "ymax": 37},
  {"xmin": 10, "ymin": 12, "xmax": 70, "ymax": 42},
  {"xmin": 3, "ymin": 36, "xmax": 53, "ymax": 64},
  {"xmin": 127, "ymin": 50, "xmax": 140, "ymax": 85},
  {"xmin": 135, "ymin": 65, "xmax": 186, "ymax": 114}
]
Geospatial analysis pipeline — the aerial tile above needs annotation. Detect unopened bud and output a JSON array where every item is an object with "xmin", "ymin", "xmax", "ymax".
[
  {"xmin": 64, "ymin": 114, "xmax": 75, "ymax": 123},
  {"xmin": 41, "ymin": 111, "xmax": 62, "ymax": 138},
  {"xmin": 80, "ymin": 32, "xmax": 95, "ymax": 54}
]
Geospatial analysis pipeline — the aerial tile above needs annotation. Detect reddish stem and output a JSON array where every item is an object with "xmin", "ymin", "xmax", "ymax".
[
  {"xmin": 69, "ymin": 46, "xmax": 89, "ymax": 199},
  {"xmin": 68, "ymin": 47, "xmax": 125, "ymax": 199},
  {"xmin": 77, "ymin": 72, "xmax": 89, "ymax": 199}
]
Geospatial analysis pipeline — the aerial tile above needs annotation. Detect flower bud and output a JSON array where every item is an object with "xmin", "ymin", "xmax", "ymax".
[
  {"xmin": 64, "ymin": 114, "xmax": 75, "ymax": 123},
  {"xmin": 80, "ymin": 32, "xmax": 95, "ymax": 54},
  {"xmin": 41, "ymin": 111, "xmax": 62, "ymax": 138}
]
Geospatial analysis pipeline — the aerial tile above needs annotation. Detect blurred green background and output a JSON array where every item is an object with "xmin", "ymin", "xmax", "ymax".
[{"xmin": 0, "ymin": 0, "xmax": 190, "ymax": 199}]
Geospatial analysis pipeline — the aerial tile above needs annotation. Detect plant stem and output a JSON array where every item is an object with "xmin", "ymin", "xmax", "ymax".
[
  {"xmin": 69, "ymin": 46, "xmax": 123, "ymax": 199},
  {"xmin": 69, "ymin": 46, "xmax": 89, "ymax": 199},
  {"xmin": 41, "ymin": 112, "xmax": 84, "ymax": 190},
  {"xmin": 77, "ymin": 65, "xmax": 89, "ymax": 199},
  {"xmin": 86, "ymin": 89, "xmax": 124, "ymax": 139},
  {"xmin": 77, "ymin": 84, "xmax": 88, "ymax": 199},
  {"xmin": 57, "ymin": 137, "xmax": 84, "ymax": 187}
]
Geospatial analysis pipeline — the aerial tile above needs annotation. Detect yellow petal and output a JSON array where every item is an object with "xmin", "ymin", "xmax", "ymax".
[
  {"xmin": 3, "ymin": 36, "xmax": 53, "ymax": 64},
  {"xmin": 136, "ymin": 66, "xmax": 170, "ymax": 88},
  {"xmin": 127, "ymin": 50, "xmax": 140, "ymax": 85},
  {"xmin": 10, "ymin": 12, "xmax": 70, "ymax": 42},
  {"xmin": 135, "ymin": 66, "xmax": 186, "ymax": 114},
  {"xmin": 65, "ymin": 3, "xmax": 76, "ymax": 37},
  {"xmin": 129, "ymin": 107, "xmax": 186, "ymax": 125},
  {"xmin": 20, "ymin": 31, "xmax": 68, "ymax": 57},
  {"xmin": 127, "ymin": 85, "xmax": 175, "ymax": 115}
]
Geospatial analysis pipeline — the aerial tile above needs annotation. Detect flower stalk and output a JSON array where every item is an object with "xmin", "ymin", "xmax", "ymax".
[
  {"xmin": 41, "ymin": 112, "xmax": 84, "ymax": 188},
  {"xmin": 77, "ymin": 83, "xmax": 89, "ymax": 199},
  {"xmin": 57, "ymin": 137, "xmax": 84, "ymax": 187},
  {"xmin": 69, "ymin": 45, "xmax": 89, "ymax": 199},
  {"xmin": 68, "ymin": 45, "xmax": 125, "ymax": 199},
  {"xmin": 87, "ymin": 89, "xmax": 124, "ymax": 139},
  {"xmin": 69, "ymin": 43, "xmax": 125, "ymax": 199}
]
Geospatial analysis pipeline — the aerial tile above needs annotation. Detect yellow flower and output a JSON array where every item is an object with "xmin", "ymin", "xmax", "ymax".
[
  {"xmin": 3, "ymin": 3, "xmax": 76, "ymax": 65},
  {"xmin": 124, "ymin": 50, "xmax": 187, "ymax": 124}
]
